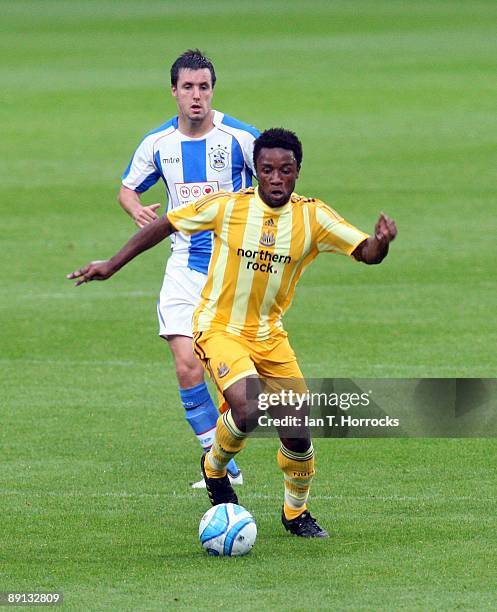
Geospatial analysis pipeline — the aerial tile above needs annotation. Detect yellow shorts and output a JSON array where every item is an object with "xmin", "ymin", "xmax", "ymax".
[{"xmin": 193, "ymin": 329, "xmax": 303, "ymax": 394}]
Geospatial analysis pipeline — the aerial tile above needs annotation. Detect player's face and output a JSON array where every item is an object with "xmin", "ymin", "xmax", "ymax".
[
  {"xmin": 256, "ymin": 148, "xmax": 299, "ymax": 208},
  {"xmin": 172, "ymin": 68, "xmax": 213, "ymax": 123}
]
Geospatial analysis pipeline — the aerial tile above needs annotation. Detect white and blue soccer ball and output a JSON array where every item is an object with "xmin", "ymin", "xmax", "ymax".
[{"xmin": 199, "ymin": 503, "xmax": 257, "ymax": 557}]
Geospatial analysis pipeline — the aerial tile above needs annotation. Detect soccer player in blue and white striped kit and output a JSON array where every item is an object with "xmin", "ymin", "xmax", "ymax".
[{"xmin": 118, "ymin": 50, "xmax": 259, "ymax": 487}]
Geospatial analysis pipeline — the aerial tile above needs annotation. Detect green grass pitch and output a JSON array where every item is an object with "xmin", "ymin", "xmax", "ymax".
[{"xmin": 2, "ymin": 0, "xmax": 497, "ymax": 609}]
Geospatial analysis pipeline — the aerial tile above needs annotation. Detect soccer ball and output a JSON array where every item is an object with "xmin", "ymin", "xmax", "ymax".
[{"xmin": 199, "ymin": 503, "xmax": 257, "ymax": 557}]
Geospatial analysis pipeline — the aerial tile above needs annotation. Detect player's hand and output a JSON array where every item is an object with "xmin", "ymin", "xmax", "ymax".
[
  {"xmin": 132, "ymin": 203, "xmax": 161, "ymax": 228},
  {"xmin": 66, "ymin": 260, "xmax": 114, "ymax": 286},
  {"xmin": 374, "ymin": 212, "xmax": 397, "ymax": 244}
]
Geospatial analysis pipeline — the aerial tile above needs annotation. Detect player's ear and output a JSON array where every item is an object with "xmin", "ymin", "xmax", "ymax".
[{"xmin": 171, "ymin": 85, "xmax": 177, "ymax": 98}]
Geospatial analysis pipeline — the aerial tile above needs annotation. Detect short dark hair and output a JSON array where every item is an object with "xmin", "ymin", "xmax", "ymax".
[
  {"xmin": 170, "ymin": 49, "xmax": 216, "ymax": 88},
  {"xmin": 253, "ymin": 128, "xmax": 303, "ymax": 169}
]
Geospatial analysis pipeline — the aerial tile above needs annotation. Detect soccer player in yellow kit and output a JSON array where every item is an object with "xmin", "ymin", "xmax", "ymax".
[{"xmin": 68, "ymin": 128, "xmax": 397, "ymax": 538}]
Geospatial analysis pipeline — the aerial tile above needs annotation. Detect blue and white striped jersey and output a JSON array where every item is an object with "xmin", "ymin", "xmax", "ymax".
[{"xmin": 122, "ymin": 110, "xmax": 259, "ymax": 274}]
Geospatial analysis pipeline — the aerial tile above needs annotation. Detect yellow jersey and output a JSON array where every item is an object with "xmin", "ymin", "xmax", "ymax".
[{"xmin": 167, "ymin": 187, "xmax": 368, "ymax": 341}]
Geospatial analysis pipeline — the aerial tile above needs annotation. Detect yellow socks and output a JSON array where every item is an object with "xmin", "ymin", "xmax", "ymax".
[
  {"xmin": 205, "ymin": 410, "xmax": 247, "ymax": 478},
  {"xmin": 277, "ymin": 444, "xmax": 315, "ymax": 520},
  {"xmin": 204, "ymin": 411, "xmax": 316, "ymax": 521}
]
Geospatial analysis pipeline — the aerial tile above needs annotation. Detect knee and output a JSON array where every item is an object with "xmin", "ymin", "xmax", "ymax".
[
  {"xmin": 229, "ymin": 399, "xmax": 261, "ymax": 434},
  {"xmin": 175, "ymin": 359, "xmax": 204, "ymax": 388},
  {"xmin": 223, "ymin": 376, "xmax": 262, "ymax": 434}
]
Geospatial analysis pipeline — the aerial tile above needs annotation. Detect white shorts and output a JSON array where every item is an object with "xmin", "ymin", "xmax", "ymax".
[{"xmin": 157, "ymin": 255, "xmax": 208, "ymax": 339}]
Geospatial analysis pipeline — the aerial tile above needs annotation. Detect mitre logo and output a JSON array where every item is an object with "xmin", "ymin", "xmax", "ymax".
[
  {"xmin": 259, "ymin": 231, "xmax": 275, "ymax": 247},
  {"xmin": 217, "ymin": 362, "xmax": 230, "ymax": 378}
]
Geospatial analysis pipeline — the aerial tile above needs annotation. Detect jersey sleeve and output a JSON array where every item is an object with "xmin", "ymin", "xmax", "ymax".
[
  {"xmin": 219, "ymin": 114, "xmax": 260, "ymax": 181},
  {"xmin": 312, "ymin": 201, "xmax": 369, "ymax": 256},
  {"xmin": 121, "ymin": 135, "xmax": 161, "ymax": 193},
  {"xmin": 167, "ymin": 192, "xmax": 224, "ymax": 235},
  {"xmin": 242, "ymin": 127, "xmax": 260, "ymax": 175}
]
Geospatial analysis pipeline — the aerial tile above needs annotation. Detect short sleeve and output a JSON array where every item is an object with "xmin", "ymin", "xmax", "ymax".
[
  {"xmin": 313, "ymin": 202, "xmax": 369, "ymax": 256},
  {"xmin": 167, "ymin": 192, "xmax": 224, "ymax": 235},
  {"xmin": 242, "ymin": 128, "xmax": 260, "ymax": 175},
  {"xmin": 121, "ymin": 137, "xmax": 161, "ymax": 193}
]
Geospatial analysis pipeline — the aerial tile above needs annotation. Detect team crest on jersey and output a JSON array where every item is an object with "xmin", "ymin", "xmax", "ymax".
[
  {"xmin": 209, "ymin": 146, "xmax": 230, "ymax": 171},
  {"xmin": 217, "ymin": 362, "xmax": 230, "ymax": 378},
  {"xmin": 260, "ymin": 231, "xmax": 276, "ymax": 247}
]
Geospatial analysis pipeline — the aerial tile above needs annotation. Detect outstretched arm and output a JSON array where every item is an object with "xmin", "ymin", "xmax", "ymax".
[
  {"xmin": 352, "ymin": 212, "xmax": 397, "ymax": 264},
  {"xmin": 67, "ymin": 215, "xmax": 176, "ymax": 286}
]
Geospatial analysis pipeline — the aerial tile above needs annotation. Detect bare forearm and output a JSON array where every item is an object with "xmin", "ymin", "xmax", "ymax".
[
  {"xmin": 118, "ymin": 185, "xmax": 142, "ymax": 218},
  {"xmin": 118, "ymin": 185, "xmax": 161, "ymax": 227},
  {"xmin": 108, "ymin": 216, "xmax": 173, "ymax": 274},
  {"xmin": 353, "ymin": 237, "xmax": 389, "ymax": 265},
  {"xmin": 352, "ymin": 212, "xmax": 397, "ymax": 264},
  {"xmin": 67, "ymin": 214, "xmax": 175, "ymax": 286}
]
